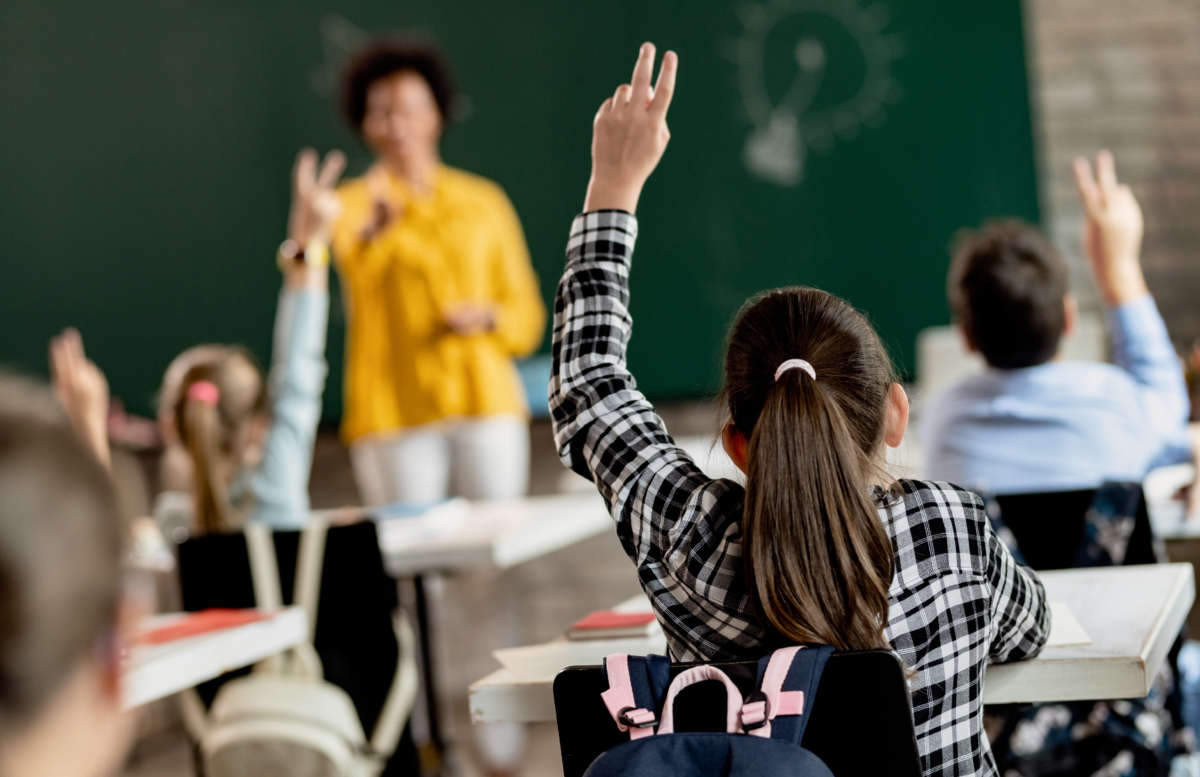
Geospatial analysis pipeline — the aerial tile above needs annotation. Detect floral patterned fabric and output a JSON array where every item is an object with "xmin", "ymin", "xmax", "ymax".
[{"xmin": 984, "ymin": 483, "xmax": 1194, "ymax": 777}]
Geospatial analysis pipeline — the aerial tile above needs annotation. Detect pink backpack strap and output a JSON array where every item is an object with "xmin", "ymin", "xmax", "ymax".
[
  {"xmin": 744, "ymin": 646, "xmax": 808, "ymax": 738},
  {"xmin": 655, "ymin": 665, "xmax": 746, "ymax": 735},
  {"xmin": 601, "ymin": 654, "xmax": 657, "ymax": 739}
]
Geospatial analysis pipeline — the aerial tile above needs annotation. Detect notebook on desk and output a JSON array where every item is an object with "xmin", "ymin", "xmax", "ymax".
[
  {"xmin": 137, "ymin": 609, "xmax": 273, "ymax": 645},
  {"xmin": 567, "ymin": 610, "xmax": 661, "ymax": 641}
]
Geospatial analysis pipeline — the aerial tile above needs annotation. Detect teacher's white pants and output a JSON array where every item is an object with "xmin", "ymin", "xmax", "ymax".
[{"xmin": 350, "ymin": 415, "xmax": 530, "ymax": 506}]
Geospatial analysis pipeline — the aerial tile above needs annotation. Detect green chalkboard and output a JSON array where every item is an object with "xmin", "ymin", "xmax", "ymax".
[{"xmin": 0, "ymin": 0, "xmax": 1039, "ymax": 417}]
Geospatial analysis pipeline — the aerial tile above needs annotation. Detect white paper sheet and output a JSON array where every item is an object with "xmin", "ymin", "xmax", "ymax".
[{"xmin": 1046, "ymin": 600, "xmax": 1091, "ymax": 647}]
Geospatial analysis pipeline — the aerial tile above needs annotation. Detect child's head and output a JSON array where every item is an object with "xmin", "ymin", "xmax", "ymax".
[
  {"xmin": 161, "ymin": 346, "xmax": 267, "ymax": 533},
  {"xmin": 720, "ymin": 287, "xmax": 907, "ymax": 651},
  {"xmin": 949, "ymin": 220, "xmax": 1074, "ymax": 369},
  {"xmin": 0, "ymin": 376, "xmax": 133, "ymax": 777}
]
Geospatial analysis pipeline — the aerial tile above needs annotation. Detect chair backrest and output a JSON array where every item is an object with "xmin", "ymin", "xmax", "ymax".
[
  {"xmin": 992, "ymin": 482, "xmax": 1157, "ymax": 570},
  {"xmin": 177, "ymin": 520, "xmax": 399, "ymax": 735},
  {"xmin": 553, "ymin": 649, "xmax": 920, "ymax": 777}
]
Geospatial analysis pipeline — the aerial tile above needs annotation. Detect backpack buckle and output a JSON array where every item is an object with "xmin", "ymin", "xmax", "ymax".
[
  {"xmin": 617, "ymin": 706, "xmax": 658, "ymax": 730},
  {"xmin": 740, "ymin": 690, "xmax": 771, "ymax": 731}
]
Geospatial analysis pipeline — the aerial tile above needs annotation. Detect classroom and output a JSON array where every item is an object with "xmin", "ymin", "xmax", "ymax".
[{"xmin": 3, "ymin": 1, "xmax": 1200, "ymax": 776}]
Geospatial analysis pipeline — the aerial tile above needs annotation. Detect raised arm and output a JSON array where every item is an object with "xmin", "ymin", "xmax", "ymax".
[
  {"xmin": 249, "ymin": 149, "xmax": 342, "ymax": 525},
  {"xmin": 552, "ymin": 47, "xmax": 716, "ymax": 539},
  {"xmin": 48, "ymin": 328, "xmax": 111, "ymax": 470},
  {"xmin": 551, "ymin": 50, "xmax": 767, "ymax": 658},
  {"xmin": 551, "ymin": 51, "xmax": 766, "ymax": 661},
  {"xmin": 1073, "ymin": 152, "xmax": 1189, "ymax": 436}
]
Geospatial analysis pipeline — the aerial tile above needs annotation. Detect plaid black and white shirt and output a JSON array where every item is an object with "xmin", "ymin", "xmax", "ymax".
[{"xmin": 549, "ymin": 210, "xmax": 1051, "ymax": 777}]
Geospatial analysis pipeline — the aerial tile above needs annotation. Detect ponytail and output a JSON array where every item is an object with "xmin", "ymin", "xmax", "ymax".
[
  {"xmin": 168, "ymin": 349, "xmax": 266, "ymax": 535},
  {"xmin": 724, "ymin": 287, "xmax": 897, "ymax": 652},
  {"xmin": 743, "ymin": 372, "xmax": 893, "ymax": 650},
  {"xmin": 181, "ymin": 394, "xmax": 233, "ymax": 533}
]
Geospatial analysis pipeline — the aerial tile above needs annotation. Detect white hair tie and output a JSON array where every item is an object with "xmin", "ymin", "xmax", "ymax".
[{"xmin": 774, "ymin": 358, "xmax": 816, "ymax": 382}]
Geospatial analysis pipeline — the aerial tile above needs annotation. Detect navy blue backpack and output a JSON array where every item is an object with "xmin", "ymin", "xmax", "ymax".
[{"xmin": 581, "ymin": 646, "xmax": 835, "ymax": 776}]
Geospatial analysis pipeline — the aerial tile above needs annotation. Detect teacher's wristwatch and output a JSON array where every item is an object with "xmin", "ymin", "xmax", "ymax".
[{"xmin": 277, "ymin": 238, "xmax": 330, "ymax": 271}]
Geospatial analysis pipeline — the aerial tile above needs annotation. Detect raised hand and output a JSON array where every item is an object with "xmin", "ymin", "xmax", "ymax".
[
  {"xmin": 288, "ymin": 148, "xmax": 346, "ymax": 246},
  {"xmin": 1072, "ymin": 151, "xmax": 1148, "ymax": 305},
  {"xmin": 584, "ymin": 43, "xmax": 678, "ymax": 214},
  {"xmin": 49, "ymin": 328, "xmax": 111, "ymax": 468}
]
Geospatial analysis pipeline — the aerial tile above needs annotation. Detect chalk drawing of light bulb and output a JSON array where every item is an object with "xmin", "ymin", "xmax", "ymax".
[
  {"xmin": 734, "ymin": 0, "xmax": 903, "ymax": 186},
  {"xmin": 310, "ymin": 15, "xmax": 369, "ymax": 96}
]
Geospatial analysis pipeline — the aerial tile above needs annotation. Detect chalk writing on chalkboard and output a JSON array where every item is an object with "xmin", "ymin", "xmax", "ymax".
[
  {"xmin": 733, "ymin": 0, "xmax": 904, "ymax": 186},
  {"xmin": 311, "ymin": 15, "xmax": 369, "ymax": 97}
]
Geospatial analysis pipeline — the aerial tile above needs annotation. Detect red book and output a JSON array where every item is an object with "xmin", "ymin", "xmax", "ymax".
[
  {"xmin": 137, "ymin": 609, "xmax": 272, "ymax": 645},
  {"xmin": 568, "ymin": 610, "xmax": 658, "ymax": 640}
]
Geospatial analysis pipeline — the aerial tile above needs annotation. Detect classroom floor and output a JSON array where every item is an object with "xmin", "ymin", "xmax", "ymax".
[{"xmin": 119, "ymin": 401, "xmax": 722, "ymax": 777}]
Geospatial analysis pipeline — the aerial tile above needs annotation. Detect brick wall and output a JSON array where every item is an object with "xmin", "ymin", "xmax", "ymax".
[{"xmin": 1025, "ymin": 0, "xmax": 1200, "ymax": 345}]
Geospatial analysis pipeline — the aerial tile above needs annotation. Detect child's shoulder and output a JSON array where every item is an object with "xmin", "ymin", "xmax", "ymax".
[
  {"xmin": 882, "ymin": 478, "xmax": 988, "ymax": 516},
  {"xmin": 880, "ymin": 479, "xmax": 994, "ymax": 568}
]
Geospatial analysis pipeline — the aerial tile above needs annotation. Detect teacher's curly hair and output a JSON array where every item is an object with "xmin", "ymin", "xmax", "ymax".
[{"xmin": 339, "ymin": 38, "xmax": 459, "ymax": 133}]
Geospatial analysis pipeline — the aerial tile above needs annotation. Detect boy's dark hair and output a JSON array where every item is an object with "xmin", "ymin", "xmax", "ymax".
[
  {"xmin": 339, "ymin": 39, "xmax": 457, "ymax": 134},
  {"xmin": 948, "ymin": 220, "xmax": 1069, "ymax": 369}
]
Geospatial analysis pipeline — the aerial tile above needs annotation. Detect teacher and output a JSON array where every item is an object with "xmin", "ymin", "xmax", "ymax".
[{"xmin": 332, "ymin": 40, "xmax": 545, "ymax": 506}]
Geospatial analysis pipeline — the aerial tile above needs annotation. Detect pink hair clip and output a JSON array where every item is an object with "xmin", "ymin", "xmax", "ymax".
[
  {"xmin": 186, "ymin": 380, "xmax": 220, "ymax": 405},
  {"xmin": 774, "ymin": 359, "xmax": 816, "ymax": 382}
]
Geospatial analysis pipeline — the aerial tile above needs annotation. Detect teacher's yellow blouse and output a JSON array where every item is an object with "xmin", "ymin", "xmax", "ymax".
[{"xmin": 332, "ymin": 166, "xmax": 545, "ymax": 444}]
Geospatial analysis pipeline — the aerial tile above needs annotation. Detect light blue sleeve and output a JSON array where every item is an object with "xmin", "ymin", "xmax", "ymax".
[
  {"xmin": 1149, "ymin": 426, "xmax": 1194, "ymax": 469},
  {"xmin": 1107, "ymin": 294, "xmax": 1191, "ymax": 455},
  {"xmin": 248, "ymin": 287, "xmax": 329, "ymax": 528}
]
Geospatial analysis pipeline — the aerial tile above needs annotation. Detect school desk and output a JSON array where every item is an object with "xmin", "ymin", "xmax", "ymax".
[
  {"xmin": 373, "ymin": 492, "xmax": 614, "ymax": 577},
  {"xmin": 124, "ymin": 606, "xmax": 307, "ymax": 709},
  {"xmin": 467, "ymin": 563, "xmax": 1195, "ymax": 724}
]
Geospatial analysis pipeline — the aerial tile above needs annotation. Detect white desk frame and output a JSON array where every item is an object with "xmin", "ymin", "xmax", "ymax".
[
  {"xmin": 124, "ymin": 607, "xmax": 308, "ymax": 709},
  {"xmin": 468, "ymin": 564, "xmax": 1195, "ymax": 723}
]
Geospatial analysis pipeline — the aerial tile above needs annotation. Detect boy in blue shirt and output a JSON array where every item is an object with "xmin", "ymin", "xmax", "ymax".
[{"xmin": 922, "ymin": 151, "xmax": 1192, "ymax": 494}]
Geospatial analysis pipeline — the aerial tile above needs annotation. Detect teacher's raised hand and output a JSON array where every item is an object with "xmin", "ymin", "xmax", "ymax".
[{"xmin": 583, "ymin": 43, "xmax": 678, "ymax": 215}]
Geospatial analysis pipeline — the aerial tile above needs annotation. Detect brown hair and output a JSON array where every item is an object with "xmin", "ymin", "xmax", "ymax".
[
  {"xmin": 0, "ymin": 375, "xmax": 122, "ymax": 723},
  {"xmin": 948, "ymin": 220, "xmax": 1069, "ymax": 369},
  {"xmin": 168, "ymin": 347, "xmax": 266, "ymax": 533},
  {"xmin": 723, "ymin": 287, "xmax": 896, "ymax": 651}
]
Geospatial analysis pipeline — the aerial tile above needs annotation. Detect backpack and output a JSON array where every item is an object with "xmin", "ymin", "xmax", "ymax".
[
  {"xmin": 180, "ymin": 520, "xmax": 416, "ymax": 777},
  {"xmin": 582, "ymin": 645, "xmax": 836, "ymax": 776}
]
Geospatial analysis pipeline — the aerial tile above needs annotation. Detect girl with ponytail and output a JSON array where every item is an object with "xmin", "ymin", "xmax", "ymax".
[
  {"xmin": 550, "ymin": 45, "xmax": 1050, "ymax": 777},
  {"xmin": 169, "ymin": 350, "xmax": 270, "ymax": 533},
  {"xmin": 155, "ymin": 147, "xmax": 343, "ymax": 533}
]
